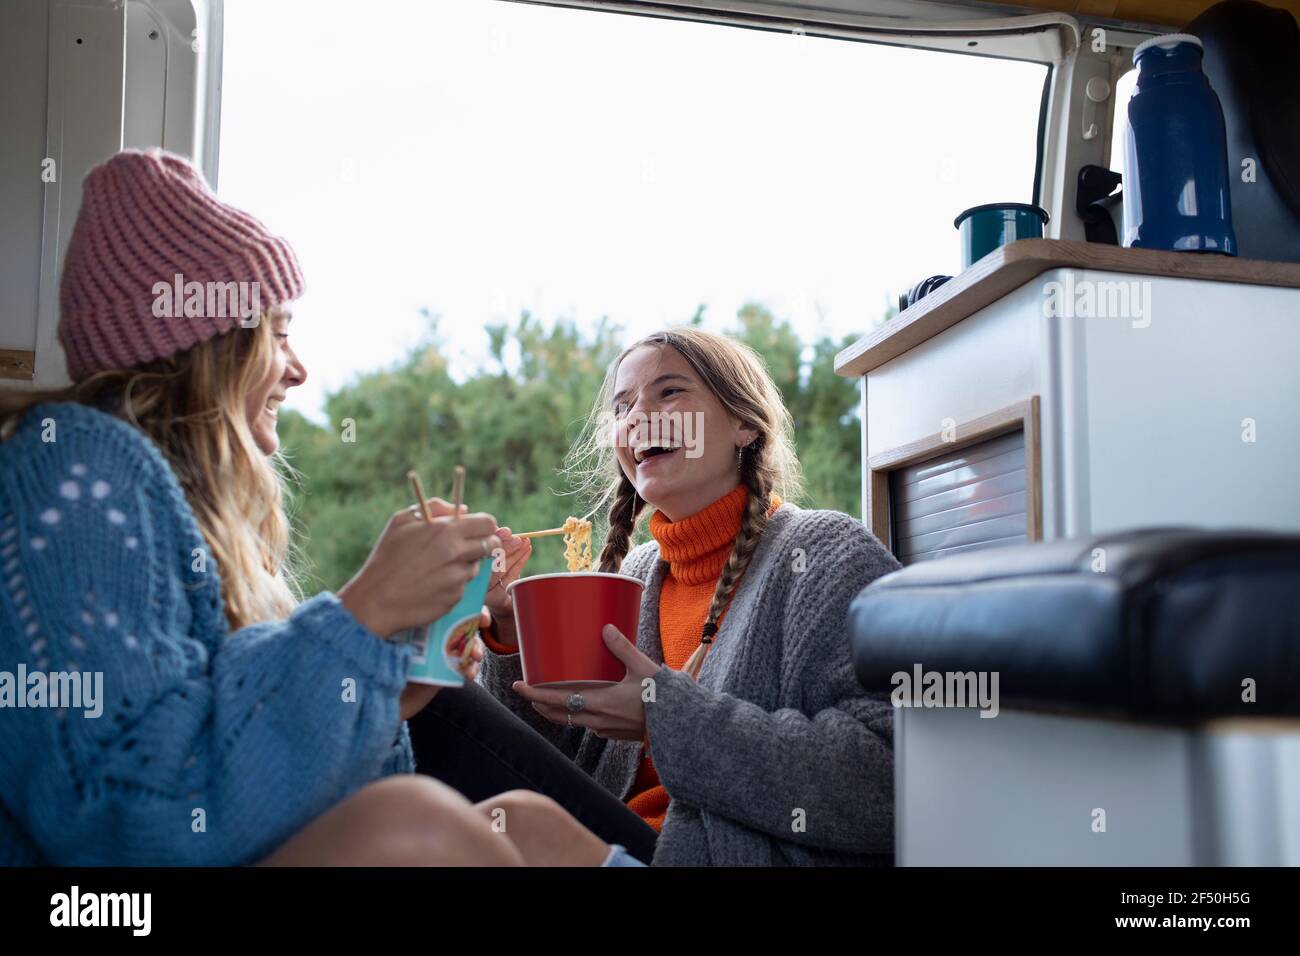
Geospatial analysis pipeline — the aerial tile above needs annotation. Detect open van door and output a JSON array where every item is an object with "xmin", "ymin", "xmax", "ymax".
[{"xmin": 1, "ymin": 0, "xmax": 223, "ymax": 389}]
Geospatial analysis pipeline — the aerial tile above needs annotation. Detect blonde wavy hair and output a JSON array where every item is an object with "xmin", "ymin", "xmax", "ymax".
[
  {"xmin": 0, "ymin": 319, "xmax": 299, "ymax": 629},
  {"xmin": 567, "ymin": 327, "xmax": 802, "ymax": 644}
]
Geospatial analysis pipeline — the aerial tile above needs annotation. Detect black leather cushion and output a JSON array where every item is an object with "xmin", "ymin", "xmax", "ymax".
[{"xmin": 849, "ymin": 529, "xmax": 1300, "ymax": 719}]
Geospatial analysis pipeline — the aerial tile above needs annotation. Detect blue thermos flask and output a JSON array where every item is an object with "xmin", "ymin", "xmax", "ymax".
[{"xmin": 1123, "ymin": 33, "xmax": 1237, "ymax": 254}]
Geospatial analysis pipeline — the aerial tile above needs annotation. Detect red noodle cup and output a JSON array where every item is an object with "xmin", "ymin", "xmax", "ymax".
[{"xmin": 507, "ymin": 572, "xmax": 644, "ymax": 688}]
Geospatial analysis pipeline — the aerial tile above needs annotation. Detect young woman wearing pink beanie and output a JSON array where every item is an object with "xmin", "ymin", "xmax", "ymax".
[{"xmin": 0, "ymin": 148, "xmax": 650, "ymax": 866}]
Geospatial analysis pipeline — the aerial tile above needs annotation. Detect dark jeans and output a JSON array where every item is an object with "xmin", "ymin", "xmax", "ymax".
[{"xmin": 406, "ymin": 679, "xmax": 659, "ymax": 865}]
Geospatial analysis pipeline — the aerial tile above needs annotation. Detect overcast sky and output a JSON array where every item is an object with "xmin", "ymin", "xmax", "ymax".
[{"xmin": 217, "ymin": 0, "xmax": 1045, "ymax": 422}]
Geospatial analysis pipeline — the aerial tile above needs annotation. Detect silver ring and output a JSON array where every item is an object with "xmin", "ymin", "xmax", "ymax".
[{"xmin": 566, "ymin": 693, "xmax": 586, "ymax": 714}]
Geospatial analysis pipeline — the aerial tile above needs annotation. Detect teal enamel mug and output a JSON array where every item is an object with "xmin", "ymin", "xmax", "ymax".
[{"xmin": 954, "ymin": 203, "xmax": 1049, "ymax": 268}]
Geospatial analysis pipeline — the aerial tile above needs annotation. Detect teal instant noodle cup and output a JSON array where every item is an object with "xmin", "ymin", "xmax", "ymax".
[
  {"xmin": 954, "ymin": 203, "xmax": 1049, "ymax": 269},
  {"xmin": 401, "ymin": 558, "xmax": 494, "ymax": 686}
]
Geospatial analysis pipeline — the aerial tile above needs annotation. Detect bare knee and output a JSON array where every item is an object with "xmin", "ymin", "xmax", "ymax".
[
  {"xmin": 265, "ymin": 776, "xmax": 524, "ymax": 867},
  {"xmin": 367, "ymin": 776, "xmax": 525, "ymax": 866},
  {"xmin": 475, "ymin": 789, "xmax": 564, "ymax": 831},
  {"xmin": 474, "ymin": 790, "xmax": 608, "ymax": 866}
]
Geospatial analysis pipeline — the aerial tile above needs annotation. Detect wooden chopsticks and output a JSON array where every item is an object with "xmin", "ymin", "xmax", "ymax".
[
  {"xmin": 407, "ymin": 464, "xmax": 466, "ymax": 523},
  {"xmin": 407, "ymin": 470, "xmax": 434, "ymax": 523},
  {"xmin": 515, "ymin": 527, "xmax": 566, "ymax": 539},
  {"xmin": 450, "ymin": 465, "xmax": 464, "ymax": 521}
]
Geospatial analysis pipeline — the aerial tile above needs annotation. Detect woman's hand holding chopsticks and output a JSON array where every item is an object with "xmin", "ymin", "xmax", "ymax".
[
  {"xmin": 338, "ymin": 498, "xmax": 500, "ymax": 640},
  {"xmin": 482, "ymin": 527, "xmax": 533, "ymax": 649}
]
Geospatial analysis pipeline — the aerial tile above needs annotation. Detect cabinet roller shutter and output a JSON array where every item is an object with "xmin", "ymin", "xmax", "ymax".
[{"xmin": 889, "ymin": 429, "xmax": 1028, "ymax": 565}]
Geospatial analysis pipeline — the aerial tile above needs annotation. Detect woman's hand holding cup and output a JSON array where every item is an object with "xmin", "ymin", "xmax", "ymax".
[{"xmin": 397, "ymin": 636, "xmax": 484, "ymax": 720}]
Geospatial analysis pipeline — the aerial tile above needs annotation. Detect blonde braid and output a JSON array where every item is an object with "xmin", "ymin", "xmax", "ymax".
[
  {"xmin": 597, "ymin": 474, "xmax": 645, "ymax": 574},
  {"xmin": 683, "ymin": 443, "xmax": 775, "ymax": 680}
]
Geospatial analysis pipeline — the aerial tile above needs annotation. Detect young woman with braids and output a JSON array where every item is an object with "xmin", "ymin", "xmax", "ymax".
[{"xmin": 464, "ymin": 328, "xmax": 904, "ymax": 865}]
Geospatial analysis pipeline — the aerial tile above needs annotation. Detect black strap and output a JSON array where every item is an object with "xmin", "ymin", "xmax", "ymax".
[{"xmin": 1076, "ymin": 164, "xmax": 1122, "ymax": 246}]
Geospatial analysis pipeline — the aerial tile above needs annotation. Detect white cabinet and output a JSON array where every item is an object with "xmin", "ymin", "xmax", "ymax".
[
  {"xmin": 839, "ymin": 240, "xmax": 1300, "ymax": 866},
  {"xmin": 836, "ymin": 239, "xmax": 1300, "ymax": 561}
]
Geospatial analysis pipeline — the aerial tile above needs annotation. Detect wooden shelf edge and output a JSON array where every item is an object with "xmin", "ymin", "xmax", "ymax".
[
  {"xmin": 835, "ymin": 239, "xmax": 1300, "ymax": 378},
  {"xmin": 0, "ymin": 350, "xmax": 36, "ymax": 381}
]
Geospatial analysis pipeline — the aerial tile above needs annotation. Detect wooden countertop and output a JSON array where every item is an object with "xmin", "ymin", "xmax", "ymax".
[
  {"xmin": 0, "ymin": 350, "xmax": 35, "ymax": 381},
  {"xmin": 835, "ymin": 239, "xmax": 1300, "ymax": 378}
]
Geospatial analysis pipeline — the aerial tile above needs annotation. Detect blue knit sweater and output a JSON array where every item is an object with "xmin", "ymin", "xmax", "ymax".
[{"xmin": 0, "ymin": 401, "xmax": 415, "ymax": 866}]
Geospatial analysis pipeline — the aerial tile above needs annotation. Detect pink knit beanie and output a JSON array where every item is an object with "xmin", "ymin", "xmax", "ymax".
[{"xmin": 58, "ymin": 148, "xmax": 304, "ymax": 381}]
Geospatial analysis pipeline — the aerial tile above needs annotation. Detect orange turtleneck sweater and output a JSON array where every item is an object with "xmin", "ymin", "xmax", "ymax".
[{"xmin": 626, "ymin": 484, "xmax": 773, "ymax": 830}]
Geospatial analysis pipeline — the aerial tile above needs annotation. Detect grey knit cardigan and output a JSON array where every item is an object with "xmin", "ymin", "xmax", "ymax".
[{"xmin": 479, "ymin": 504, "xmax": 902, "ymax": 866}]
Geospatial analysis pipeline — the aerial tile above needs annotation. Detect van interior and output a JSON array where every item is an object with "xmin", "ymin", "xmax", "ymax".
[{"xmin": 2, "ymin": 0, "xmax": 1299, "ymax": 869}]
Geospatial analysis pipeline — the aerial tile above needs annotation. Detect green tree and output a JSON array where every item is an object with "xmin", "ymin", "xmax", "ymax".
[{"xmin": 733, "ymin": 302, "xmax": 862, "ymax": 515}]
